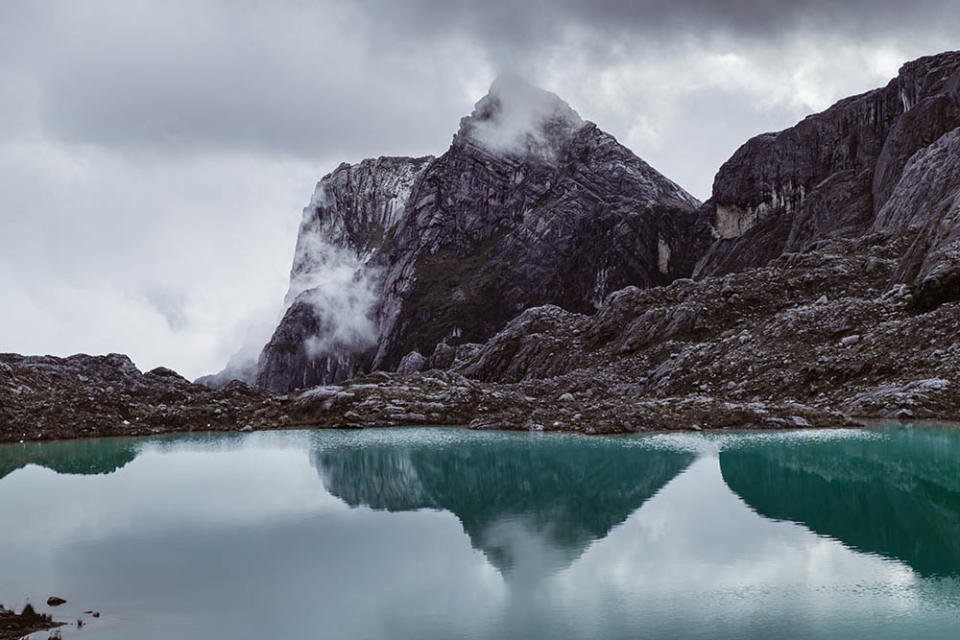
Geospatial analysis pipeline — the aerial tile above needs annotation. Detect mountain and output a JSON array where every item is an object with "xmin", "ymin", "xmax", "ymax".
[
  {"xmin": 255, "ymin": 155, "xmax": 434, "ymax": 392},
  {"xmin": 252, "ymin": 75, "xmax": 707, "ymax": 393},
  {"xmin": 441, "ymin": 51, "xmax": 960, "ymax": 423},
  {"xmin": 695, "ymin": 51, "xmax": 960, "ymax": 290}
]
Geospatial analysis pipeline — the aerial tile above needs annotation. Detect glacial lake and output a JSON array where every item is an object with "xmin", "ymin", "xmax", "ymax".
[{"xmin": 1, "ymin": 426, "xmax": 959, "ymax": 639}]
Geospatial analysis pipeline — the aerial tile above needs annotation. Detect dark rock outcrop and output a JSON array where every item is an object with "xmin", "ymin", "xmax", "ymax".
[
  {"xmin": 881, "ymin": 127, "xmax": 960, "ymax": 309},
  {"xmin": 251, "ymin": 156, "xmax": 434, "ymax": 393},
  {"xmin": 255, "ymin": 296, "xmax": 372, "ymax": 394},
  {"xmin": 0, "ymin": 603, "xmax": 62, "ymax": 640},
  {"xmin": 695, "ymin": 51, "xmax": 960, "ymax": 282},
  {"xmin": 0, "ymin": 353, "xmax": 289, "ymax": 442},
  {"xmin": 252, "ymin": 76, "xmax": 706, "ymax": 392},
  {"xmin": 453, "ymin": 232, "xmax": 960, "ymax": 422},
  {"xmin": 249, "ymin": 155, "xmax": 434, "ymax": 393}
]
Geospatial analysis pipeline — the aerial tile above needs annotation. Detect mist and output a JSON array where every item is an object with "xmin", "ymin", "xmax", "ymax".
[
  {"xmin": 285, "ymin": 183, "xmax": 383, "ymax": 366},
  {"xmin": 462, "ymin": 75, "xmax": 586, "ymax": 161}
]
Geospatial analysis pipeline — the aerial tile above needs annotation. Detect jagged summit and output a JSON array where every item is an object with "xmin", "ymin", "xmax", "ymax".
[{"xmin": 455, "ymin": 74, "xmax": 586, "ymax": 159}]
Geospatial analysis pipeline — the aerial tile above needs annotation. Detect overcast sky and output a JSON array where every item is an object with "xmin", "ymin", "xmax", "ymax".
[{"xmin": 1, "ymin": 1, "xmax": 957, "ymax": 379}]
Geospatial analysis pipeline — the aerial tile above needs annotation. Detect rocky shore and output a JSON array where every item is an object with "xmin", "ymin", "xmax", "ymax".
[
  {"xmin": 0, "ymin": 603, "xmax": 62, "ymax": 640},
  {"xmin": 0, "ymin": 354, "xmax": 853, "ymax": 444}
]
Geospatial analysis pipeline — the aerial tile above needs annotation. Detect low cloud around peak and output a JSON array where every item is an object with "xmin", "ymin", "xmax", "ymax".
[{"xmin": 457, "ymin": 74, "xmax": 586, "ymax": 159}]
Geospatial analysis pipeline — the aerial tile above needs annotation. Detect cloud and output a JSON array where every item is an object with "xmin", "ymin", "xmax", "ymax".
[
  {"xmin": 5, "ymin": 1, "xmax": 957, "ymax": 163},
  {"xmin": 0, "ymin": 139, "xmax": 311, "ymax": 377},
  {"xmin": 362, "ymin": 0, "xmax": 960, "ymax": 47},
  {"xmin": 294, "ymin": 251, "xmax": 381, "ymax": 362},
  {"xmin": 0, "ymin": 0, "xmax": 488, "ymax": 161},
  {"xmin": 460, "ymin": 74, "xmax": 585, "ymax": 160},
  {"xmin": 142, "ymin": 288, "xmax": 191, "ymax": 333}
]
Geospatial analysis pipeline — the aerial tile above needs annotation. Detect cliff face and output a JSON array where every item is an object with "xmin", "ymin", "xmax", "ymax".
[
  {"xmin": 695, "ymin": 51, "xmax": 960, "ymax": 280},
  {"xmin": 369, "ymin": 77, "xmax": 705, "ymax": 371},
  {"xmin": 450, "ymin": 232, "xmax": 960, "ymax": 424},
  {"xmin": 883, "ymin": 127, "xmax": 960, "ymax": 309},
  {"xmin": 283, "ymin": 156, "xmax": 435, "ymax": 304},
  {"xmin": 254, "ymin": 156, "xmax": 433, "ymax": 393},
  {"xmin": 255, "ymin": 76, "xmax": 706, "ymax": 392}
]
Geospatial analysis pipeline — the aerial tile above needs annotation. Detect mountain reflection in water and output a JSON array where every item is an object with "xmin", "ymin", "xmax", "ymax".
[
  {"xmin": 312, "ymin": 433, "xmax": 695, "ymax": 581},
  {"xmin": 720, "ymin": 426, "xmax": 960, "ymax": 577},
  {"xmin": 0, "ymin": 437, "xmax": 140, "ymax": 480}
]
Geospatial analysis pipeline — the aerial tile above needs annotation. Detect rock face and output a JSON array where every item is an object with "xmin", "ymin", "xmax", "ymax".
[
  {"xmin": 254, "ymin": 156, "xmax": 434, "ymax": 393},
  {"xmin": 884, "ymin": 127, "xmax": 960, "ymax": 309},
  {"xmin": 695, "ymin": 51, "xmax": 960, "ymax": 284},
  {"xmin": 453, "ymin": 233, "xmax": 960, "ymax": 423},
  {"xmin": 252, "ymin": 76, "xmax": 706, "ymax": 392}
]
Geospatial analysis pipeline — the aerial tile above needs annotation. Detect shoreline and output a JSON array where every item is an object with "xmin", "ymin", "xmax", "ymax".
[
  {"xmin": 4, "ymin": 414, "xmax": 956, "ymax": 448},
  {"xmin": 5, "ymin": 352, "xmax": 958, "ymax": 447}
]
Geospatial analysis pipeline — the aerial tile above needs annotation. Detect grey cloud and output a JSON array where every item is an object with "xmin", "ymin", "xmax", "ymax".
[
  {"xmin": 1, "ymin": 1, "xmax": 482, "ymax": 160},
  {"xmin": 5, "ymin": 0, "xmax": 958, "ymax": 162},
  {"xmin": 366, "ymin": 0, "xmax": 960, "ymax": 37},
  {"xmin": 143, "ymin": 288, "xmax": 191, "ymax": 332},
  {"xmin": 633, "ymin": 85, "xmax": 808, "ymax": 201}
]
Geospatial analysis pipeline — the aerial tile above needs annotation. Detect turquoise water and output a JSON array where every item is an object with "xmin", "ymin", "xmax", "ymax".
[{"xmin": 1, "ymin": 426, "xmax": 958, "ymax": 639}]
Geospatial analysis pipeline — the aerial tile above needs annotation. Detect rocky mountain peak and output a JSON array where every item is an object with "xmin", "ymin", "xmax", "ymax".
[
  {"xmin": 235, "ymin": 76, "xmax": 706, "ymax": 393},
  {"xmin": 454, "ymin": 74, "xmax": 586, "ymax": 161}
]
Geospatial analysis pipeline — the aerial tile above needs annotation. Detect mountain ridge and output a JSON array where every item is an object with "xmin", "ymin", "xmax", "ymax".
[{"xmin": 695, "ymin": 50, "xmax": 960, "ymax": 280}]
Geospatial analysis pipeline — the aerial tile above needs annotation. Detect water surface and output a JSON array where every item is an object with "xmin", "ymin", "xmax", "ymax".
[{"xmin": 1, "ymin": 426, "xmax": 958, "ymax": 639}]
